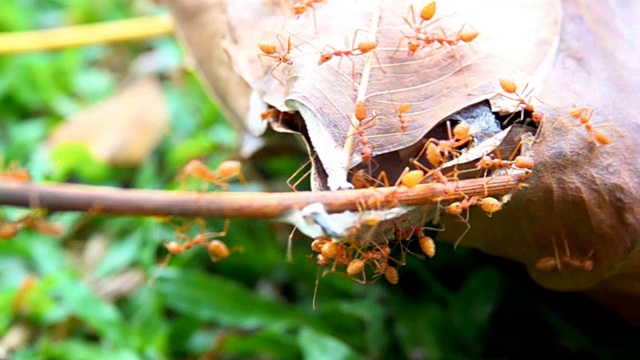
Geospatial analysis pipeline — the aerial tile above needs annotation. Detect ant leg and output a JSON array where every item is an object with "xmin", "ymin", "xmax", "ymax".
[
  {"xmin": 552, "ymin": 237, "xmax": 562, "ymax": 271},
  {"xmin": 452, "ymin": 213, "xmax": 470, "ymax": 249},
  {"xmin": 286, "ymin": 227, "xmax": 296, "ymax": 262},
  {"xmin": 287, "ymin": 158, "xmax": 312, "ymax": 191}
]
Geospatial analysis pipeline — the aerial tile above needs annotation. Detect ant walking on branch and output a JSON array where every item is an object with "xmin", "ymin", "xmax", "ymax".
[{"xmin": 177, "ymin": 159, "xmax": 246, "ymax": 191}]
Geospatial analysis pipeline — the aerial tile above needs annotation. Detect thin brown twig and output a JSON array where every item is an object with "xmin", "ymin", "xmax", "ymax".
[{"xmin": 0, "ymin": 174, "xmax": 524, "ymax": 219}]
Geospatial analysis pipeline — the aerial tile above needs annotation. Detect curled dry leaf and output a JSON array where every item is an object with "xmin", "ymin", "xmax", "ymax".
[
  {"xmin": 47, "ymin": 76, "xmax": 169, "ymax": 166},
  {"xmin": 438, "ymin": 1, "xmax": 640, "ymax": 321},
  {"xmin": 163, "ymin": 0, "xmax": 269, "ymax": 157},
  {"xmin": 167, "ymin": 0, "xmax": 640, "ymax": 320}
]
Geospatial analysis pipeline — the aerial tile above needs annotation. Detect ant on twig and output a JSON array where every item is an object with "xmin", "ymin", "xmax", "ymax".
[{"xmin": 177, "ymin": 159, "xmax": 246, "ymax": 191}]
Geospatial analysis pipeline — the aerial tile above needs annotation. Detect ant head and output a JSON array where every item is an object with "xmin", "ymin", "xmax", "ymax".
[
  {"xmin": 446, "ymin": 202, "xmax": 463, "ymax": 216},
  {"xmin": 318, "ymin": 52, "xmax": 333, "ymax": 64},
  {"xmin": 293, "ymin": 4, "xmax": 306, "ymax": 16}
]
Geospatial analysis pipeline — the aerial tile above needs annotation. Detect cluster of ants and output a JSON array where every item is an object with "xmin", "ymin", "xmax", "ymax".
[
  {"xmin": 156, "ymin": 159, "xmax": 247, "ymax": 263},
  {"xmin": 0, "ymin": 1, "xmax": 615, "ymax": 287},
  {"xmin": 256, "ymin": 1, "xmax": 596, "ymax": 283},
  {"xmin": 257, "ymin": 1, "xmax": 478, "ymax": 87},
  {"xmin": 302, "ymin": 74, "xmax": 615, "ymax": 283},
  {"xmin": 310, "ymin": 226, "xmax": 435, "ymax": 287}
]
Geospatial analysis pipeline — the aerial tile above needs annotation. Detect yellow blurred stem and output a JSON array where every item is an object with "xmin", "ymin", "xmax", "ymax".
[{"xmin": 0, "ymin": 14, "xmax": 174, "ymax": 54}]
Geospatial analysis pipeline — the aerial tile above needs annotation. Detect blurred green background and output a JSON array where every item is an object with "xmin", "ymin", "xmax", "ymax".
[{"xmin": 0, "ymin": 1, "xmax": 638, "ymax": 359}]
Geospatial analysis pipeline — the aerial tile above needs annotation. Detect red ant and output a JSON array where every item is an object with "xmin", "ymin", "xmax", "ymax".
[
  {"xmin": 0, "ymin": 212, "xmax": 64, "ymax": 240},
  {"xmin": 383, "ymin": 266, "xmax": 399, "ymax": 285},
  {"xmin": 412, "ymin": 228, "xmax": 436, "ymax": 258},
  {"xmin": 414, "ymin": 122, "xmax": 473, "ymax": 167},
  {"xmin": 318, "ymin": 29, "xmax": 385, "ymax": 80},
  {"xmin": 258, "ymin": 35, "xmax": 295, "ymax": 86},
  {"xmin": 178, "ymin": 159, "xmax": 246, "ymax": 191},
  {"xmin": 405, "ymin": 2, "xmax": 437, "ymax": 29},
  {"xmin": 293, "ymin": 0, "xmax": 324, "ymax": 33},
  {"xmin": 164, "ymin": 218, "xmax": 231, "ymax": 262},
  {"xmin": 536, "ymin": 237, "xmax": 594, "ymax": 272},
  {"xmin": 344, "ymin": 103, "xmax": 379, "ymax": 171},
  {"xmin": 498, "ymin": 79, "xmax": 544, "ymax": 124},
  {"xmin": 419, "ymin": 25, "xmax": 479, "ymax": 48},
  {"xmin": 395, "ymin": 2, "xmax": 437, "ymax": 55},
  {"xmin": 349, "ymin": 168, "xmax": 394, "ymax": 189},
  {"xmin": 445, "ymin": 196, "xmax": 503, "ymax": 248},
  {"xmin": 568, "ymin": 107, "xmax": 612, "ymax": 147},
  {"xmin": 396, "ymin": 103, "xmax": 410, "ymax": 132},
  {"xmin": 395, "ymin": 23, "xmax": 477, "ymax": 65}
]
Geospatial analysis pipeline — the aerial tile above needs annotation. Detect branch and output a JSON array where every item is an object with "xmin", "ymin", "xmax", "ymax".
[
  {"xmin": 0, "ymin": 174, "xmax": 524, "ymax": 219},
  {"xmin": 0, "ymin": 15, "xmax": 174, "ymax": 54}
]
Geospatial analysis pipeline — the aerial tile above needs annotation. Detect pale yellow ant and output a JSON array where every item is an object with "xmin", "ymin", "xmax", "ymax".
[{"xmin": 397, "ymin": 103, "xmax": 410, "ymax": 132}]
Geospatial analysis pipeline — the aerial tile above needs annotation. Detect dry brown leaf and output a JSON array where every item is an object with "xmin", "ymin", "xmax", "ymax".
[
  {"xmin": 47, "ymin": 76, "xmax": 169, "ymax": 166},
  {"xmin": 163, "ymin": 0, "xmax": 268, "ymax": 157},
  {"xmin": 437, "ymin": 0, "xmax": 640, "ymax": 321},
  {"xmin": 219, "ymin": 0, "xmax": 560, "ymax": 189},
  {"xmin": 167, "ymin": 0, "xmax": 558, "ymax": 189},
  {"xmin": 166, "ymin": 0, "xmax": 640, "ymax": 320}
]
